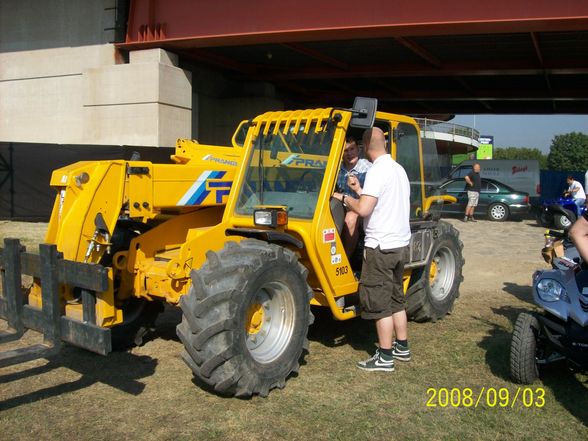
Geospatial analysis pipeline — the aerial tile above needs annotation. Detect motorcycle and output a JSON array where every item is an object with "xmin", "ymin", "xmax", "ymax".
[
  {"xmin": 510, "ymin": 228, "xmax": 588, "ymax": 383},
  {"xmin": 538, "ymin": 194, "xmax": 587, "ymax": 230}
]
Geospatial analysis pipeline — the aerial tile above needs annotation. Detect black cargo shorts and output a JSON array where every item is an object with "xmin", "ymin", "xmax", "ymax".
[{"xmin": 359, "ymin": 245, "xmax": 408, "ymax": 320}]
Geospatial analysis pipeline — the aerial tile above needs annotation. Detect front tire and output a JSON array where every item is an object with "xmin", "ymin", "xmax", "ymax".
[
  {"xmin": 554, "ymin": 209, "xmax": 575, "ymax": 229},
  {"xmin": 510, "ymin": 312, "xmax": 540, "ymax": 384},
  {"xmin": 488, "ymin": 203, "xmax": 509, "ymax": 222},
  {"xmin": 177, "ymin": 240, "xmax": 313, "ymax": 397},
  {"xmin": 406, "ymin": 221, "xmax": 464, "ymax": 322}
]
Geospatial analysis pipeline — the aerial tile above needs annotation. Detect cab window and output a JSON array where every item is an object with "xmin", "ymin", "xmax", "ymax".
[{"xmin": 394, "ymin": 122, "xmax": 423, "ymax": 218}]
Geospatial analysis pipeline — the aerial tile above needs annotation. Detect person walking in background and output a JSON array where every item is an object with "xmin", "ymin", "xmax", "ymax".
[
  {"xmin": 464, "ymin": 163, "xmax": 481, "ymax": 222},
  {"xmin": 565, "ymin": 175, "xmax": 586, "ymax": 213},
  {"xmin": 334, "ymin": 127, "xmax": 411, "ymax": 372}
]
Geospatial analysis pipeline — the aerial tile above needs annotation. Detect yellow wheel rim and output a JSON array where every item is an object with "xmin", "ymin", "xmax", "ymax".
[
  {"xmin": 246, "ymin": 303, "xmax": 264, "ymax": 335},
  {"xmin": 429, "ymin": 260, "xmax": 438, "ymax": 285}
]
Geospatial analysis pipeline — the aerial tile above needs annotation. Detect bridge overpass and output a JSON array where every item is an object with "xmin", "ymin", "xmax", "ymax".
[{"xmin": 119, "ymin": 0, "xmax": 588, "ymax": 115}]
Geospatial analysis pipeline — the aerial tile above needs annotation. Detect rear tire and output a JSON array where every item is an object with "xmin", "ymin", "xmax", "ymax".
[
  {"xmin": 510, "ymin": 312, "xmax": 540, "ymax": 384},
  {"xmin": 406, "ymin": 221, "xmax": 464, "ymax": 322},
  {"xmin": 177, "ymin": 240, "xmax": 314, "ymax": 397}
]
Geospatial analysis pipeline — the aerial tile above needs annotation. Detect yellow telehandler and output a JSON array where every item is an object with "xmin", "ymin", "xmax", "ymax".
[{"xmin": 0, "ymin": 98, "xmax": 462, "ymax": 397}]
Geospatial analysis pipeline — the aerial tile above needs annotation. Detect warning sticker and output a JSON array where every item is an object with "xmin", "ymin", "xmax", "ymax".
[
  {"xmin": 322, "ymin": 228, "xmax": 336, "ymax": 243},
  {"xmin": 331, "ymin": 254, "xmax": 342, "ymax": 265}
]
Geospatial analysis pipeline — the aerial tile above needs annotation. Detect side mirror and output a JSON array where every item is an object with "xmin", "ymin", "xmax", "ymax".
[{"xmin": 350, "ymin": 97, "xmax": 377, "ymax": 129}]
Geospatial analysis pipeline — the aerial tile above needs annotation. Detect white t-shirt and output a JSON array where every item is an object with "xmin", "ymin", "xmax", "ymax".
[
  {"xmin": 361, "ymin": 154, "xmax": 411, "ymax": 249},
  {"xmin": 569, "ymin": 180, "xmax": 586, "ymax": 200}
]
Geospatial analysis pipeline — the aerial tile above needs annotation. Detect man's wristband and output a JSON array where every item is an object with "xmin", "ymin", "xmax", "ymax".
[{"xmin": 342, "ymin": 194, "xmax": 348, "ymax": 207}]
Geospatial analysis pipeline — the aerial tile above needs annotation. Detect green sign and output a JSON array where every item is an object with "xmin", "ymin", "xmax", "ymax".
[
  {"xmin": 477, "ymin": 136, "xmax": 493, "ymax": 159},
  {"xmin": 451, "ymin": 135, "xmax": 493, "ymax": 164}
]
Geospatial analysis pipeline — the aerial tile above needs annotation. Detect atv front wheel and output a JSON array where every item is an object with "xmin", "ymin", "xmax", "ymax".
[
  {"xmin": 554, "ymin": 209, "xmax": 575, "ymax": 230},
  {"xmin": 510, "ymin": 312, "xmax": 540, "ymax": 384},
  {"xmin": 406, "ymin": 221, "xmax": 464, "ymax": 322},
  {"xmin": 177, "ymin": 240, "xmax": 314, "ymax": 397}
]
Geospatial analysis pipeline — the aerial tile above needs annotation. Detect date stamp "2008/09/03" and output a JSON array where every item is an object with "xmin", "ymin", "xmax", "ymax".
[{"xmin": 426, "ymin": 387, "xmax": 546, "ymax": 408}]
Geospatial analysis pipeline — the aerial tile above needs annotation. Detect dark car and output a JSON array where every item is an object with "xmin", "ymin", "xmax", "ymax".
[{"xmin": 438, "ymin": 178, "xmax": 531, "ymax": 221}]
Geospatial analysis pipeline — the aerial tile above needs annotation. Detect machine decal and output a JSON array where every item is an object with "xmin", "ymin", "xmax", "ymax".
[
  {"xmin": 177, "ymin": 170, "xmax": 232, "ymax": 206},
  {"xmin": 202, "ymin": 154, "xmax": 238, "ymax": 167},
  {"xmin": 330, "ymin": 243, "xmax": 337, "ymax": 255},
  {"xmin": 331, "ymin": 255, "xmax": 342, "ymax": 265},
  {"xmin": 292, "ymin": 158, "xmax": 327, "ymax": 168},
  {"xmin": 281, "ymin": 154, "xmax": 300, "ymax": 166},
  {"xmin": 322, "ymin": 228, "xmax": 335, "ymax": 243}
]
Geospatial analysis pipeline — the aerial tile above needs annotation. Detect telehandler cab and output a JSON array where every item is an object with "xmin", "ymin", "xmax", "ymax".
[{"xmin": 0, "ymin": 98, "xmax": 463, "ymax": 397}]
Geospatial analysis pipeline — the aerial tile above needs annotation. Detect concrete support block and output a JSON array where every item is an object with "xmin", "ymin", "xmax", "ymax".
[
  {"xmin": 158, "ymin": 105, "xmax": 192, "ymax": 146},
  {"xmin": 83, "ymin": 103, "xmax": 191, "ymax": 147},
  {"xmin": 0, "ymin": 75, "xmax": 84, "ymax": 144},
  {"xmin": 84, "ymin": 63, "xmax": 191, "ymax": 109},
  {"xmin": 0, "ymin": 45, "xmax": 191, "ymax": 147},
  {"xmin": 82, "ymin": 54, "xmax": 192, "ymax": 146},
  {"xmin": 130, "ymin": 49, "xmax": 179, "ymax": 67},
  {"xmin": 0, "ymin": 45, "xmax": 116, "ymax": 81}
]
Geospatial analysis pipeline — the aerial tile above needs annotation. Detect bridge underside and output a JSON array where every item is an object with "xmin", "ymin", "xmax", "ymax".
[{"xmin": 118, "ymin": 0, "xmax": 588, "ymax": 115}]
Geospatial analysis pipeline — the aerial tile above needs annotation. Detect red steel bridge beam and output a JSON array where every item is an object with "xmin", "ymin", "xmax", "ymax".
[{"xmin": 120, "ymin": 0, "xmax": 588, "ymax": 49}]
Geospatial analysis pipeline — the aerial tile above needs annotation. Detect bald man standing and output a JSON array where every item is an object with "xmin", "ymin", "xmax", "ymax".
[{"xmin": 334, "ymin": 127, "xmax": 412, "ymax": 372}]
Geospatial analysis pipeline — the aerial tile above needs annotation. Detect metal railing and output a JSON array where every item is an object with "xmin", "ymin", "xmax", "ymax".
[{"xmin": 414, "ymin": 118, "xmax": 480, "ymax": 144}]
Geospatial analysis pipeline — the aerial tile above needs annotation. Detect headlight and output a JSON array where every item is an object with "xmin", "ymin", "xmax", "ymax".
[
  {"xmin": 254, "ymin": 208, "xmax": 288, "ymax": 227},
  {"xmin": 536, "ymin": 278, "xmax": 565, "ymax": 302}
]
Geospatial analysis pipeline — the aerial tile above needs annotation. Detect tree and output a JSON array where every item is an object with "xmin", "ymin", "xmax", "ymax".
[
  {"xmin": 547, "ymin": 132, "xmax": 588, "ymax": 171},
  {"xmin": 493, "ymin": 147, "xmax": 548, "ymax": 169}
]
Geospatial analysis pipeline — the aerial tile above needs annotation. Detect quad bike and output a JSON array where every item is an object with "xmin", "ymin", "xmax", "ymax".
[
  {"xmin": 538, "ymin": 194, "xmax": 587, "ymax": 230},
  {"xmin": 510, "ymin": 228, "xmax": 588, "ymax": 383}
]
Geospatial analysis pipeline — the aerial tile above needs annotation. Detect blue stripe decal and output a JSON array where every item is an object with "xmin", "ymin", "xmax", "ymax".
[
  {"xmin": 177, "ymin": 170, "xmax": 212, "ymax": 206},
  {"xmin": 208, "ymin": 181, "xmax": 233, "ymax": 188},
  {"xmin": 182, "ymin": 171, "xmax": 227, "ymax": 205}
]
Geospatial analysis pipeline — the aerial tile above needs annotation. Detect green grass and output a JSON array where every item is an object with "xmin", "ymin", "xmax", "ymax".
[
  {"xmin": 1, "ymin": 219, "xmax": 588, "ymax": 440},
  {"xmin": 0, "ymin": 221, "xmax": 47, "ymax": 253}
]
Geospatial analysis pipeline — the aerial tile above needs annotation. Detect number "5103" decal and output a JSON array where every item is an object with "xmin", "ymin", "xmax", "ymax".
[{"xmin": 335, "ymin": 265, "xmax": 349, "ymax": 276}]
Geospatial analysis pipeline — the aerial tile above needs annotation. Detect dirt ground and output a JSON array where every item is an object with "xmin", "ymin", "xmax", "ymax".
[{"xmin": 1, "ymin": 217, "xmax": 587, "ymax": 440}]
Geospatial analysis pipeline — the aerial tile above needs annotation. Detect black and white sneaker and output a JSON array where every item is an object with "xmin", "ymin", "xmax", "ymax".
[
  {"xmin": 392, "ymin": 341, "xmax": 411, "ymax": 362},
  {"xmin": 357, "ymin": 349, "xmax": 395, "ymax": 372}
]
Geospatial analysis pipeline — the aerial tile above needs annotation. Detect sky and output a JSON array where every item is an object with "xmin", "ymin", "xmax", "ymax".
[{"xmin": 452, "ymin": 114, "xmax": 588, "ymax": 153}]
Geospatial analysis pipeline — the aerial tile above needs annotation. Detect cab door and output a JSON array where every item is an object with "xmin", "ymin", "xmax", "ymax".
[{"xmin": 392, "ymin": 121, "xmax": 425, "ymax": 219}]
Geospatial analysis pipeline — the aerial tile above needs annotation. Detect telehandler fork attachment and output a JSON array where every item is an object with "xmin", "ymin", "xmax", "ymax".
[{"xmin": 0, "ymin": 238, "xmax": 111, "ymax": 368}]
